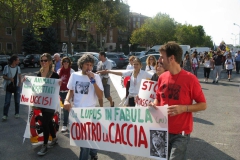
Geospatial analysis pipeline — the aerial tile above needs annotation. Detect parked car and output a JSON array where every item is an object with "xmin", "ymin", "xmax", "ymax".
[
  {"xmin": 0, "ymin": 55, "xmax": 10, "ymax": 71},
  {"xmin": 129, "ymin": 51, "xmax": 146, "ymax": 58},
  {"xmin": 139, "ymin": 54, "xmax": 160, "ymax": 70},
  {"xmin": 23, "ymin": 54, "xmax": 41, "ymax": 68},
  {"xmin": 76, "ymin": 52, "xmax": 117, "ymax": 68},
  {"xmin": 60, "ymin": 53, "xmax": 72, "ymax": 58},
  {"xmin": 105, "ymin": 52, "xmax": 128, "ymax": 69},
  {"xmin": 70, "ymin": 55, "xmax": 99, "ymax": 72},
  {"xmin": 17, "ymin": 54, "xmax": 25, "ymax": 69}
]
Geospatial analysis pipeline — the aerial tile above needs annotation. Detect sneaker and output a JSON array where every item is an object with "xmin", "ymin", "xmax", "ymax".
[
  {"xmin": 91, "ymin": 155, "xmax": 98, "ymax": 160},
  {"xmin": 228, "ymin": 78, "xmax": 230, "ymax": 81},
  {"xmin": 212, "ymin": 80, "xmax": 215, "ymax": 83},
  {"xmin": 61, "ymin": 126, "xmax": 67, "ymax": 132},
  {"xmin": 204, "ymin": 79, "xmax": 206, "ymax": 82},
  {"xmin": 216, "ymin": 80, "xmax": 218, "ymax": 83},
  {"xmin": 37, "ymin": 144, "xmax": 48, "ymax": 156},
  {"xmin": 2, "ymin": 116, "xmax": 7, "ymax": 121},
  {"xmin": 47, "ymin": 138, "xmax": 58, "ymax": 148},
  {"xmin": 15, "ymin": 114, "xmax": 20, "ymax": 119}
]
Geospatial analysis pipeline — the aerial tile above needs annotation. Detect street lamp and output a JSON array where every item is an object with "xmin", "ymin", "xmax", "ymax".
[
  {"xmin": 128, "ymin": 44, "xmax": 131, "ymax": 54},
  {"xmin": 231, "ymin": 33, "xmax": 237, "ymax": 46},
  {"xmin": 233, "ymin": 23, "xmax": 240, "ymax": 45}
]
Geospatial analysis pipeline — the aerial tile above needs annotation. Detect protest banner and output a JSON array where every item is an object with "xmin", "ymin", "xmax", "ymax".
[
  {"xmin": 69, "ymin": 106, "xmax": 168, "ymax": 159},
  {"xmin": 136, "ymin": 79, "xmax": 158, "ymax": 107},
  {"xmin": 20, "ymin": 76, "xmax": 60, "ymax": 110}
]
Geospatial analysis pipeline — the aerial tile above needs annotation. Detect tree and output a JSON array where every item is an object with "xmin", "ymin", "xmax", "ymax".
[
  {"xmin": 0, "ymin": 0, "xmax": 27, "ymax": 53},
  {"xmin": 49, "ymin": 0, "xmax": 99, "ymax": 54},
  {"xmin": 41, "ymin": 27, "xmax": 58, "ymax": 54},
  {"xmin": 130, "ymin": 13, "xmax": 176, "ymax": 46},
  {"xmin": 22, "ymin": 28, "xmax": 41, "ymax": 54}
]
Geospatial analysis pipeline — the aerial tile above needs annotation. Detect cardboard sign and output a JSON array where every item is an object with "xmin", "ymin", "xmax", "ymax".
[
  {"xmin": 20, "ymin": 76, "xmax": 60, "ymax": 110},
  {"xmin": 136, "ymin": 79, "xmax": 158, "ymax": 107},
  {"xmin": 69, "ymin": 107, "xmax": 168, "ymax": 159}
]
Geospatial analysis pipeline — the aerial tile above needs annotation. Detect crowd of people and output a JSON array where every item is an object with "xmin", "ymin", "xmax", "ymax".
[{"xmin": 2, "ymin": 42, "xmax": 240, "ymax": 159}]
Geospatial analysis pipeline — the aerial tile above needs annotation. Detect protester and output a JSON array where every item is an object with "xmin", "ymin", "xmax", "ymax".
[
  {"xmin": 212, "ymin": 50, "xmax": 223, "ymax": 83},
  {"xmin": 57, "ymin": 57, "xmax": 75, "ymax": 132},
  {"xmin": 53, "ymin": 53, "xmax": 61, "ymax": 72},
  {"xmin": 64, "ymin": 54, "xmax": 103, "ymax": 160},
  {"xmin": 36, "ymin": 53, "xmax": 60, "ymax": 156},
  {"xmin": 191, "ymin": 52, "xmax": 200, "ymax": 77},
  {"xmin": 145, "ymin": 55, "xmax": 157, "ymax": 72},
  {"xmin": 97, "ymin": 51, "xmax": 114, "ymax": 107},
  {"xmin": 97, "ymin": 57, "xmax": 152, "ymax": 107},
  {"xmin": 150, "ymin": 42, "xmax": 207, "ymax": 160},
  {"xmin": 225, "ymin": 53, "xmax": 235, "ymax": 81},
  {"xmin": 235, "ymin": 51, "xmax": 240, "ymax": 74},
  {"xmin": 2, "ymin": 55, "xmax": 21, "ymax": 121},
  {"xmin": 151, "ymin": 62, "xmax": 165, "ymax": 81},
  {"xmin": 182, "ymin": 53, "xmax": 191, "ymax": 72},
  {"xmin": 126, "ymin": 56, "xmax": 135, "ymax": 70},
  {"xmin": 203, "ymin": 54, "xmax": 212, "ymax": 82}
]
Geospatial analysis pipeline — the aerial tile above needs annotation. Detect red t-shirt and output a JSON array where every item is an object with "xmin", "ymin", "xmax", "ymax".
[{"xmin": 156, "ymin": 69, "xmax": 206, "ymax": 134}]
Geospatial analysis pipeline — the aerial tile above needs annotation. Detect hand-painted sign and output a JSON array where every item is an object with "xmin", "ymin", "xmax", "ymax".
[{"xmin": 69, "ymin": 106, "xmax": 168, "ymax": 159}]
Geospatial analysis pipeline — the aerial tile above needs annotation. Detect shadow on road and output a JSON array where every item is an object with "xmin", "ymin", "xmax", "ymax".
[
  {"xmin": 187, "ymin": 137, "xmax": 235, "ymax": 160},
  {"xmin": 193, "ymin": 117, "xmax": 214, "ymax": 125}
]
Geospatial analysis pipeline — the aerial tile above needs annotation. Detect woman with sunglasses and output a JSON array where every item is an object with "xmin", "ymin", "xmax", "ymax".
[
  {"xmin": 97, "ymin": 58, "xmax": 152, "ymax": 107},
  {"xmin": 57, "ymin": 57, "xmax": 75, "ymax": 132},
  {"xmin": 145, "ymin": 55, "xmax": 157, "ymax": 72},
  {"xmin": 36, "ymin": 53, "xmax": 60, "ymax": 156}
]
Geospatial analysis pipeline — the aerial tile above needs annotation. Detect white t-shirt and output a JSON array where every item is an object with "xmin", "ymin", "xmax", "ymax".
[
  {"xmin": 126, "ymin": 64, "xmax": 134, "ymax": 70},
  {"xmin": 67, "ymin": 71, "xmax": 104, "ymax": 108},
  {"xmin": 122, "ymin": 70, "xmax": 152, "ymax": 96},
  {"xmin": 145, "ymin": 65, "xmax": 156, "ymax": 73},
  {"xmin": 192, "ymin": 58, "xmax": 199, "ymax": 67},
  {"xmin": 204, "ymin": 60, "xmax": 211, "ymax": 68},
  {"xmin": 225, "ymin": 58, "xmax": 234, "ymax": 70},
  {"xmin": 97, "ymin": 59, "xmax": 112, "ymax": 85}
]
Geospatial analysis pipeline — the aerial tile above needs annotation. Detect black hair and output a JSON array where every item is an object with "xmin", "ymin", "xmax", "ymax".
[
  {"xmin": 99, "ymin": 51, "xmax": 106, "ymax": 57},
  {"xmin": 8, "ymin": 54, "xmax": 18, "ymax": 65}
]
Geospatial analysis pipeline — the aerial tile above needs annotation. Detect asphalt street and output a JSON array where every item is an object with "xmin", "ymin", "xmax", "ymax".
[{"xmin": 0, "ymin": 66, "xmax": 239, "ymax": 160}]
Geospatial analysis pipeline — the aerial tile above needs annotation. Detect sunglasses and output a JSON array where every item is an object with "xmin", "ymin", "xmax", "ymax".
[
  {"xmin": 41, "ymin": 59, "xmax": 48, "ymax": 62},
  {"xmin": 63, "ymin": 60, "xmax": 69, "ymax": 63}
]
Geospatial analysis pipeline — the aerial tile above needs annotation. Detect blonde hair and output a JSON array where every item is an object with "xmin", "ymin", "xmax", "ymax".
[
  {"xmin": 40, "ymin": 53, "xmax": 53, "ymax": 76},
  {"xmin": 146, "ymin": 55, "xmax": 157, "ymax": 66},
  {"xmin": 129, "ymin": 56, "xmax": 136, "ymax": 61}
]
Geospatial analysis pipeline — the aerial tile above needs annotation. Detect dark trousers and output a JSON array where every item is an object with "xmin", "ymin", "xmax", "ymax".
[
  {"xmin": 128, "ymin": 97, "xmax": 135, "ymax": 107},
  {"xmin": 204, "ymin": 68, "xmax": 211, "ymax": 78},
  {"xmin": 60, "ymin": 92, "xmax": 69, "ymax": 126},
  {"xmin": 42, "ymin": 111, "xmax": 56, "ymax": 144},
  {"xmin": 236, "ymin": 61, "xmax": 240, "ymax": 73}
]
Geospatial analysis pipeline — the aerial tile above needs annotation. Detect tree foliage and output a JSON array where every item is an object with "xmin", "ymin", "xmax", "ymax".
[
  {"xmin": 22, "ymin": 28, "xmax": 41, "ymax": 54},
  {"xmin": 41, "ymin": 27, "xmax": 58, "ymax": 54}
]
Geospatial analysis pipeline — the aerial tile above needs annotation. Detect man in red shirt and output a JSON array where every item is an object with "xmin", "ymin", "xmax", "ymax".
[{"xmin": 151, "ymin": 42, "xmax": 207, "ymax": 160}]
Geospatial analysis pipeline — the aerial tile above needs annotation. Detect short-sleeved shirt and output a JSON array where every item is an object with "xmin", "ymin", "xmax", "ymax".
[
  {"xmin": 156, "ymin": 70, "xmax": 206, "ymax": 134},
  {"xmin": 2, "ymin": 65, "xmax": 21, "ymax": 90},
  {"xmin": 67, "ymin": 71, "xmax": 103, "ymax": 108},
  {"xmin": 54, "ymin": 60, "xmax": 61, "ymax": 72},
  {"xmin": 122, "ymin": 70, "xmax": 152, "ymax": 96},
  {"xmin": 213, "ymin": 55, "xmax": 223, "ymax": 65},
  {"xmin": 97, "ymin": 59, "xmax": 112, "ymax": 85}
]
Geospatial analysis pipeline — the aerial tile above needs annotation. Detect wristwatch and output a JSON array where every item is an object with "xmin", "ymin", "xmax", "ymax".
[{"xmin": 90, "ymin": 77, "xmax": 96, "ymax": 84}]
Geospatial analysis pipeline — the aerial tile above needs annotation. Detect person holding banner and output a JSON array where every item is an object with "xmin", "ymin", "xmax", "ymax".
[
  {"xmin": 97, "ymin": 57, "xmax": 152, "ymax": 106},
  {"xmin": 57, "ymin": 57, "xmax": 75, "ymax": 132},
  {"xmin": 150, "ymin": 42, "xmax": 207, "ymax": 160},
  {"xmin": 64, "ymin": 54, "xmax": 103, "ymax": 160},
  {"xmin": 36, "ymin": 53, "xmax": 60, "ymax": 156}
]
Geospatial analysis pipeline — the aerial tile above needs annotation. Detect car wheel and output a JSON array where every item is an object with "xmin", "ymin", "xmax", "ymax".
[
  {"xmin": 0, "ymin": 65, "xmax": 3, "ymax": 71},
  {"xmin": 34, "ymin": 63, "xmax": 38, "ymax": 68},
  {"xmin": 20, "ymin": 63, "xmax": 25, "ymax": 69}
]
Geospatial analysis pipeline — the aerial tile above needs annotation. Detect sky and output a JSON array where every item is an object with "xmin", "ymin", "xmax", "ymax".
[{"xmin": 126, "ymin": 0, "xmax": 240, "ymax": 47}]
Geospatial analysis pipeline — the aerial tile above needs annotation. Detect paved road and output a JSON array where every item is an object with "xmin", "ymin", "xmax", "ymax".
[{"xmin": 0, "ymin": 66, "xmax": 239, "ymax": 160}]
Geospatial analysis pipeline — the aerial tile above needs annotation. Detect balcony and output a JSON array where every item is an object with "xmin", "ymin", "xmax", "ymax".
[{"xmin": 77, "ymin": 36, "xmax": 87, "ymax": 42}]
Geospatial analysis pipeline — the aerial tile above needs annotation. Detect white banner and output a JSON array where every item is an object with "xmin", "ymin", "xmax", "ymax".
[
  {"xmin": 69, "ymin": 107, "xmax": 168, "ymax": 159},
  {"xmin": 20, "ymin": 76, "xmax": 60, "ymax": 110},
  {"xmin": 136, "ymin": 79, "xmax": 158, "ymax": 107}
]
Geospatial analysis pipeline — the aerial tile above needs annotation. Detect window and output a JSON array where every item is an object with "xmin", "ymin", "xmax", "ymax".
[
  {"xmin": 133, "ymin": 23, "xmax": 135, "ymax": 28},
  {"xmin": 6, "ymin": 27, "xmax": 12, "ymax": 35},
  {"xmin": 64, "ymin": 30, "xmax": 76, "ymax": 37},
  {"xmin": 133, "ymin": 17, "xmax": 136, "ymax": 21},
  {"xmin": 6, "ymin": 43, "xmax": 13, "ymax": 50},
  {"xmin": 72, "ymin": 31, "xmax": 76, "ymax": 37},
  {"xmin": 138, "ymin": 17, "xmax": 140, "ymax": 21}
]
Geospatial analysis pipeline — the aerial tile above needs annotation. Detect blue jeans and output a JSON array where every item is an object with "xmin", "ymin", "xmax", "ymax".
[
  {"xmin": 79, "ymin": 147, "xmax": 98, "ymax": 160},
  {"xmin": 168, "ymin": 134, "xmax": 190, "ymax": 160},
  {"xmin": 59, "ymin": 92, "xmax": 69, "ymax": 126},
  {"xmin": 3, "ymin": 87, "xmax": 20, "ymax": 116}
]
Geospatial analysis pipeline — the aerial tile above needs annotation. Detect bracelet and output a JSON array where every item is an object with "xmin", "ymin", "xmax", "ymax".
[
  {"xmin": 186, "ymin": 105, "xmax": 189, "ymax": 112},
  {"xmin": 90, "ymin": 77, "xmax": 96, "ymax": 84}
]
